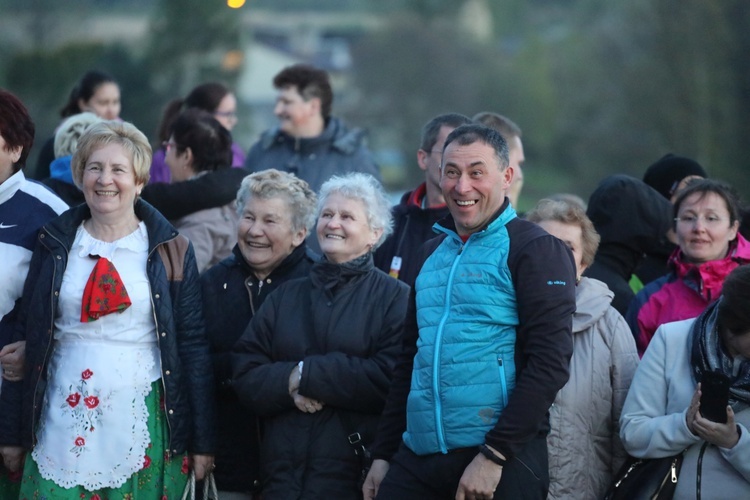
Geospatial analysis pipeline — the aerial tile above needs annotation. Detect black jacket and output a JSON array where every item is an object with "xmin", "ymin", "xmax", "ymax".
[
  {"xmin": 373, "ymin": 184, "xmax": 450, "ymax": 286},
  {"xmin": 141, "ymin": 167, "xmax": 249, "ymax": 220},
  {"xmin": 0, "ymin": 200, "xmax": 215, "ymax": 456},
  {"xmin": 200, "ymin": 244, "xmax": 315, "ymax": 493},
  {"xmin": 231, "ymin": 255, "xmax": 409, "ymax": 499},
  {"xmin": 584, "ymin": 175, "xmax": 672, "ymax": 316}
]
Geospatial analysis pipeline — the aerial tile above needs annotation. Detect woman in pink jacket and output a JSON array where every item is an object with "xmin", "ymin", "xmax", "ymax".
[{"xmin": 626, "ymin": 179, "xmax": 750, "ymax": 355}]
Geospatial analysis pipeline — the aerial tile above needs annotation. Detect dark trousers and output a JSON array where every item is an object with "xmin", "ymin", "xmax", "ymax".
[{"xmin": 376, "ymin": 436, "xmax": 549, "ymax": 500}]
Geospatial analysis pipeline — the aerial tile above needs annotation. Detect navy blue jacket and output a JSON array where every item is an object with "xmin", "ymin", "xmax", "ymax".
[{"xmin": 0, "ymin": 200, "xmax": 215, "ymax": 456}]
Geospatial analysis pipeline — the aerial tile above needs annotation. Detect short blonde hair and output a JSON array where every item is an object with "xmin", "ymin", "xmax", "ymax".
[
  {"xmin": 236, "ymin": 169, "xmax": 317, "ymax": 233},
  {"xmin": 526, "ymin": 198, "xmax": 600, "ymax": 268},
  {"xmin": 71, "ymin": 120, "xmax": 151, "ymax": 188}
]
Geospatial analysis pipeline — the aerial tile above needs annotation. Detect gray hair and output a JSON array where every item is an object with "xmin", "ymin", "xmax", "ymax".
[
  {"xmin": 317, "ymin": 172, "xmax": 393, "ymax": 249},
  {"xmin": 236, "ymin": 169, "xmax": 317, "ymax": 233},
  {"xmin": 54, "ymin": 112, "xmax": 103, "ymax": 158}
]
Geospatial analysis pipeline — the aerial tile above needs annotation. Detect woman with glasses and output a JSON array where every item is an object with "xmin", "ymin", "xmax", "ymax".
[
  {"xmin": 150, "ymin": 82, "xmax": 245, "ymax": 184},
  {"xmin": 163, "ymin": 108, "xmax": 238, "ymax": 272},
  {"xmin": 626, "ymin": 179, "xmax": 750, "ymax": 355}
]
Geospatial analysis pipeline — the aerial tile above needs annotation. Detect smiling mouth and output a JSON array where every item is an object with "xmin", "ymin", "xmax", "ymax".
[
  {"xmin": 325, "ymin": 234, "xmax": 345, "ymax": 240},
  {"xmin": 245, "ymin": 241, "xmax": 270, "ymax": 248},
  {"xmin": 96, "ymin": 191, "xmax": 118, "ymax": 197},
  {"xmin": 455, "ymin": 200, "xmax": 477, "ymax": 207}
]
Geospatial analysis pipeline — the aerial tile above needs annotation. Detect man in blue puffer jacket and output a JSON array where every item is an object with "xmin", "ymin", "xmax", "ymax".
[{"xmin": 364, "ymin": 124, "xmax": 576, "ymax": 500}]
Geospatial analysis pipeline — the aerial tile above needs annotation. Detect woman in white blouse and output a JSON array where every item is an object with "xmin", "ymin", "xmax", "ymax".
[{"xmin": 0, "ymin": 121, "xmax": 215, "ymax": 498}]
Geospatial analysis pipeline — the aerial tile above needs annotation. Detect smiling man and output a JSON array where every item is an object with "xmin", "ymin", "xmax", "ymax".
[
  {"xmin": 364, "ymin": 124, "xmax": 576, "ymax": 500},
  {"xmin": 243, "ymin": 64, "xmax": 380, "ymax": 194}
]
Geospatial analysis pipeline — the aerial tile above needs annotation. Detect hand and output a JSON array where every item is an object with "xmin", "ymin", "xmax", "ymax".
[
  {"xmin": 686, "ymin": 384, "xmax": 701, "ymax": 435},
  {"xmin": 693, "ymin": 405, "xmax": 740, "ymax": 449},
  {"xmin": 362, "ymin": 459, "xmax": 390, "ymax": 500},
  {"xmin": 288, "ymin": 364, "xmax": 301, "ymax": 395},
  {"xmin": 455, "ymin": 450, "xmax": 503, "ymax": 500},
  {"xmin": 0, "ymin": 446, "xmax": 25, "ymax": 472},
  {"xmin": 190, "ymin": 453, "xmax": 215, "ymax": 481},
  {"xmin": 291, "ymin": 390, "xmax": 324, "ymax": 414},
  {"xmin": 0, "ymin": 341, "xmax": 25, "ymax": 382}
]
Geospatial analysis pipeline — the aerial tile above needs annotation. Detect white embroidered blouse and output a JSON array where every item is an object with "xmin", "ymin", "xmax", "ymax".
[{"xmin": 32, "ymin": 222, "xmax": 162, "ymax": 490}]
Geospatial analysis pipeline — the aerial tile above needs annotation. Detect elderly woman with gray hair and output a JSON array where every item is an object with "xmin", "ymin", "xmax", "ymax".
[
  {"xmin": 200, "ymin": 168, "xmax": 317, "ymax": 499},
  {"xmin": 231, "ymin": 172, "xmax": 409, "ymax": 499}
]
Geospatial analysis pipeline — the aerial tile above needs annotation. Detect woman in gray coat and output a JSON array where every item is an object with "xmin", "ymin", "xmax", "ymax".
[{"xmin": 527, "ymin": 199, "xmax": 639, "ymax": 499}]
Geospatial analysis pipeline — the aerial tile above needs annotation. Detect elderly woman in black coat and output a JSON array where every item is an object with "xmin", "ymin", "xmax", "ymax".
[
  {"xmin": 201, "ymin": 169, "xmax": 317, "ymax": 499},
  {"xmin": 232, "ymin": 172, "xmax": 409, "ymax": 499}
]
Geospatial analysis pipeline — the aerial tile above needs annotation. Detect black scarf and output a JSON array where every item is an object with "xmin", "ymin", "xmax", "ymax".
[{"xmin": 690, "ymin": 298, "xmax": 750, "ymax": 409}]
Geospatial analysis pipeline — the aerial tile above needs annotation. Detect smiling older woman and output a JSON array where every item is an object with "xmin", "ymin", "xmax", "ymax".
[
  {"xmin": 231, "ymin": 172, "xmax": 409, "ymax": 499},
  {"xmin": 200, "ymin": 169, "xmax": 317, "ymax": 498},
  {"xmin": 0, "ymin": 120, "xmax": 215, "ymax": 498},
  {"xmin": 626, "ymin": 179, "xmax": 750, "ymax": 355}
]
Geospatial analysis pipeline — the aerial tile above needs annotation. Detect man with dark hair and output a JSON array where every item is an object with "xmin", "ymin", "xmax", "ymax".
[
  {"xmin": 473, "ymin": 112, "xmax": 525, "ymax": 208},
  {"xmin": 373, "ymin": 113, "xmax": 471, "ymax": 285},
  {"xmin": 243, "ymin": 63, "xmax": 380, "ymax": 193},
  {"xmin": 363, "ymin": 124, "xmax": 576, "ymax": 500}
]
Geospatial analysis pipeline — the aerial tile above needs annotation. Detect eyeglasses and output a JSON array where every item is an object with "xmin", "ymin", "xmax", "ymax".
[
  {"xmin": 214, "ymin": 110, "xmax": 237, "ymax": 119},
  {"xmin": 674, "ymin": 214, "xmax": 728, "ymax": 227},
  {"xmin": 162, "ymin": 141, "xmax": 177, "ymax": 152}
]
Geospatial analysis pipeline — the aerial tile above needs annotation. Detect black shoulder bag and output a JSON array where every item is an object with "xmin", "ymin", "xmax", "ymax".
[{"xmin": 604, "ymin": 449, "xmax": 686, "ymax": 500}]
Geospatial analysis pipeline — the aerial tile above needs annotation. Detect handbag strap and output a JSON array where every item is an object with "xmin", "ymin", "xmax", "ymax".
[
  {"xmin": 203, "ymin": 471, "xmax": 219, "ymax": 499},
  {"xmin": 181, "ymin": 470, "xmax": 196, "ymax": 500}
]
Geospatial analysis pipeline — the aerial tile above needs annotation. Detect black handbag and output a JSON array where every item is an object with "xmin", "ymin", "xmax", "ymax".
[{"xmin": 604, "ymin": 450, "xmax": 686, "ymax": 500}]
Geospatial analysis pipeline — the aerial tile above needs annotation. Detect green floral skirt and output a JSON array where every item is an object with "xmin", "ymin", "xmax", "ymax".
[{"xmin": 18, "ymin": 381, "xmax": 188, "ymax": 500}]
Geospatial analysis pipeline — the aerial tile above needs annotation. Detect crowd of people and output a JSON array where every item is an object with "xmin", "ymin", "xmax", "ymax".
[{"xmin": 0, "ymin": 62, "xmax": 748, "ymax": 500}]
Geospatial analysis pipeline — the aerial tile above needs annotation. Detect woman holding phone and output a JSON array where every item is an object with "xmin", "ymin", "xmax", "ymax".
[{"xmin": 620, "ymin": 264, "xmax": 750, "ymax": 498}]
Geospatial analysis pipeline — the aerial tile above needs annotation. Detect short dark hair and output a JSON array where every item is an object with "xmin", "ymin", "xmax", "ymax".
[
  {"xmin": 718, "ymin": 264, "xmax": 750, "ymax": 336},
  {"xmin": 672, "ymin": 178, "xmax": 742, "ymax": 229},
  {"xmin": 442, "ymin": 124, "xmax": 509, "ymax": 169},
  {"xmin": 0, "ymin": 88, "xmax": 35, "ymax": 172},
  {"xmin": 473, "ymin": 112, "xmax": 522, "ymax": 143},
  {"xmin": 420, "ymin": 113, "xmax": 472, "ymax": 152},
  {"xmin": 60, "ymin": 70, "xmax": 118, "ymax": 118},
  {"xmin": 170, "ymin": 109, "xmax": 232, "ymax": 173},
  {"xmin": 273, "ymin": 64, "xmax": 333, "ymax": 119}
]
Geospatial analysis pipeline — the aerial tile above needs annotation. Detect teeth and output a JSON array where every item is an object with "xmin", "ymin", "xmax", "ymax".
[
  {"xmin": 97, "ymin": 191, "xmax": 118, "ymax": 196},
  {"xmin": 456, "ymin": 200, "xmax": 476, "ymax": 206},
  {"xmin": 246, "ymin": 242, "xmax": 269, "ymax": 248},
  {"xmin": 326, "ymin": 235, "xmax": 344, "ymax": 240}
]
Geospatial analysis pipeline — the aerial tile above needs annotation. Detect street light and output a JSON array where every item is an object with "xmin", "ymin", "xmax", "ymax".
[{"xmin": 227, "ymin": 0, "xmax": 245, "ymax": 8}]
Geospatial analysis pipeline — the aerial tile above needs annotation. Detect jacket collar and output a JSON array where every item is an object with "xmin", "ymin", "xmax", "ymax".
[
  {"xmin": 231, "ymin": 242, "xmax": 311, "ymax": 279},
  {"xmin": 433, "ymin": 198, "xmax": 516, "ymax": 241},
  {"xmin": 42, "ymin": 199, "xmax": 177, "ymax": 253},
  {"xmin": 259, "ymin": 117, "xmax": 365, "ymax": 156},
  {"xmin": 311, "ymin": 252, "xmax": 373, "ymax": 295}
]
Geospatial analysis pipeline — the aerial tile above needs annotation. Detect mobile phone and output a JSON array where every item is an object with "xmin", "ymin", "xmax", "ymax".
[{"xmin": 700, "ymin": 370, "xmax": 731, "ymax": 423}]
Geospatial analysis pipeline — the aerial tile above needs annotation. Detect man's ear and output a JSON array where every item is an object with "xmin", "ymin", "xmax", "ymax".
[{"xmin": 417, "ymin": 149, "xmax": 429, "ymax": 172}]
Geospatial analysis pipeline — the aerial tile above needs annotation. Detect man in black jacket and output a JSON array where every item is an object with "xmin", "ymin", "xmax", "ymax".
[{"xmin": 373, "ymin": 113, "xmax": 471, "ymax": 285}]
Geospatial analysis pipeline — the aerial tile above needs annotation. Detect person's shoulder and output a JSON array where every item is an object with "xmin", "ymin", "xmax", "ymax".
[{"xmin": 18, "ymin": 177, "xmax": 69, "ymax": 215}]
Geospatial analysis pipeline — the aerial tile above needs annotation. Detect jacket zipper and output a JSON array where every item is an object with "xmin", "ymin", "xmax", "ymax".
[
  {"xmin": 433, "ymin": 239, "xmax": 466, "ymax": 453},
  {"xmin": 147, "ymin": 235, "xmax": 178, "ymax": 457},
  {"xmin": 497, "ymin": 357, "xmax": 508, "ymax": 407}
]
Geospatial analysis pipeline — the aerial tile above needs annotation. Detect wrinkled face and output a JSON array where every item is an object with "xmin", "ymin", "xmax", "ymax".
[
  {"xmin": 317, "ymin": 193, "xmax": 382, "ymax": 264},
  {"xmin": 82, "ymin": 143, "xmax": 143, "ymax": 220},
  {"xmin": 213, "ymin": 93, "xmax": 238, "ymax": 131},
  {"xmin": 79, "ymin": 82, "xmax": 121, "ymax": 121},
  {"xmin": 237, "ymin": 196, "xmax": 306, "ymax": 279},
  {"xmin": 675, "ymin": 191, "xmax": 739, "ymax": 263},
  {"xmin": 0, "ymin": 132, "xmax": 22, "ymax": 184},
  {"xmin": 440, "ymin": 140, "xmax": 512, "ymax": 237},
  {"xmin": 418, "ymin": 125, "xmax": 455, "ymax": 197},
  {"xmin": 506, "ymin": 136, "xmax": 525, "ymax": 206},
  {"xmin": 537, "ymin": 220, "xmax": 586, "ymax": 277},
  {"xmin": 273, "ymin": 86, "xmax": 317, "ymax": 136}
]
